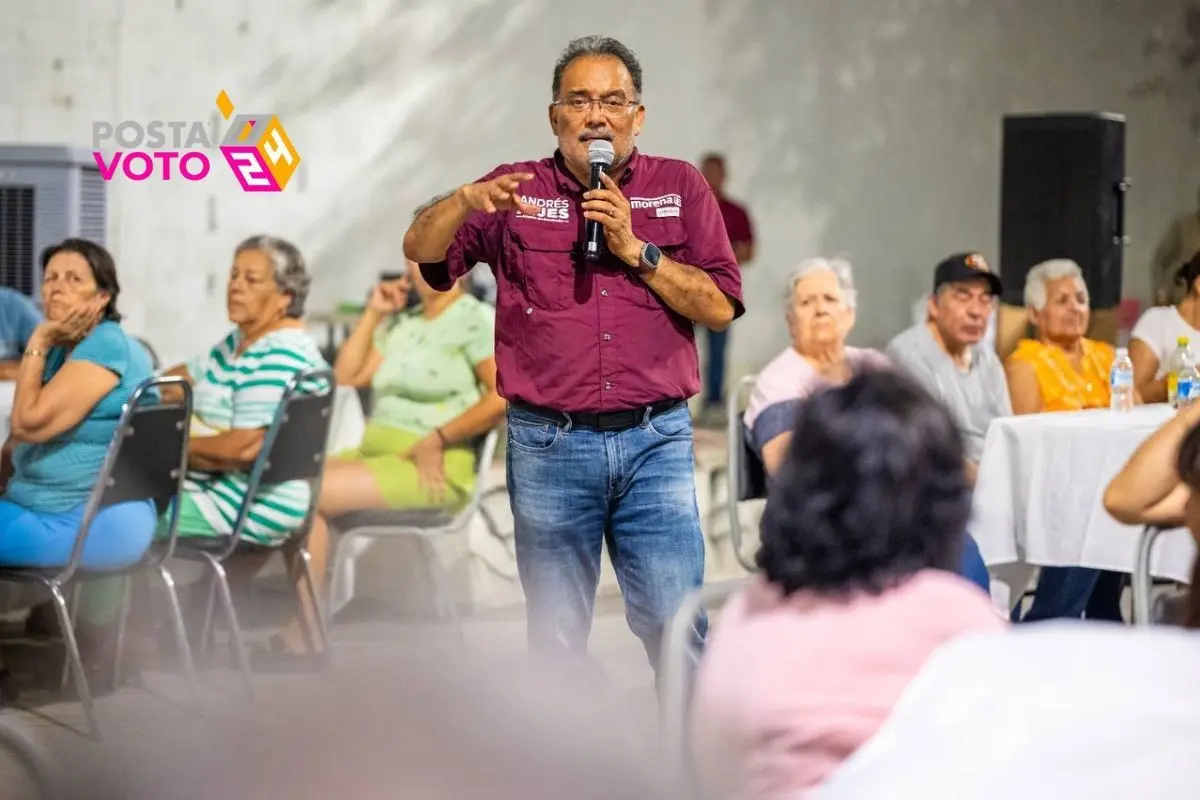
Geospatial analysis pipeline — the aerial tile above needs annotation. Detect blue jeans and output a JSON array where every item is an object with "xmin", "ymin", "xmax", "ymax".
[
  {"xmin": 959, "ymin": 532, "xmax": 991, "ymax": 594},
  {"xmin": 1016, "ymin": 567, "xmax": 1126, "ymax": 622},
  {"xmin": 506, "ymin": 403, "xmax": 708, "ymax": 672},
  {"xmin": 703, "ymin": 328, "xmax": 728, "ymax": 407}
]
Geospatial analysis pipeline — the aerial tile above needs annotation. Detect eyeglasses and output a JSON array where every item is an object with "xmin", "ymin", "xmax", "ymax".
[{"xmin": 554, "ymin": 96, "xmax": 640, "ymax": 115}]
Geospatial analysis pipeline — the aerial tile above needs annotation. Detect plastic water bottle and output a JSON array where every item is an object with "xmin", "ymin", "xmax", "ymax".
[
  {"xmin": 1180, "ymin": 356, "xmax": 1200, "ymax": 409},
  {"xmin": 1110, "ymin": 347, "xmax": 1134, "ymax": 412},
  {"xmin": 1167, "ymin": 337, "xmax": 1196, "ymax": 408}
]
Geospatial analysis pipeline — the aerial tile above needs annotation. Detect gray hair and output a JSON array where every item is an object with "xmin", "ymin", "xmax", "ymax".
[
  {"xmin": 552, "ymin": 36, "xmax": 643, "ymax": 100},
  {"xmin": 1024, "ymin": 258, "xmax": 1087, "ymax": 311},
  {"xmin": 786, "ymin": 257, "xmax": 858, "ymax": 311},
  {"xmin": 235, "ymin": 234, "xmax": 310, "ymax": 318}
]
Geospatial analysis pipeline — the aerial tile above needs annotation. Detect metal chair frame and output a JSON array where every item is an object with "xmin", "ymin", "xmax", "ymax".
[
  {"xmin": 0, "ymin": 376, "xmax": 192, "ymax": 738},
  {"xmin": 0, "ymin": 717, "xmax": 63, "ymax": 797},
  {"xmin": 168, "ymin": 367, "xmax": 336, "ymax": 697},
  {"xmin": 327, "ymin": 428, "xmax": 501, "ymax": 640},
  {"xmin": 658, "ymin": 578, "xmax": 750, "ymax": 784},
  {"xmin": 713, "ymin": 374, "xmax": 765, "ymax": 572}
]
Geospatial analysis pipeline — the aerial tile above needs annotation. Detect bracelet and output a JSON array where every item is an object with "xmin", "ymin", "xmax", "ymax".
[{"xmin": 23, "ymin": 347, "xmax": 46, "ymax": 359}]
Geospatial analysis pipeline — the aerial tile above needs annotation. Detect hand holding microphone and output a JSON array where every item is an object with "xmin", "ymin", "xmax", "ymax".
[{"xmin": 581, "ymin": 140, "xmax": 642, "ymax": 266}]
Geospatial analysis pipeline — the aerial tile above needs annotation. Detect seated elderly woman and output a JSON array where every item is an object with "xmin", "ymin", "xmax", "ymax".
[
  {"xmin": 1003, "ymin": 258, "xmax": 1125, "ymax": 623},
  {"xmin": 1129, "ymin": 249, "xmax": 1200, "ymax": 404},
  {"xmin": 0, "ymin": 239, "xmax": 156, "ymax": 673},
  {"xmin": 156, "ymin": 235, "xmax": 330, "ymax": 666},
  {"xmin": 745, "ymin": 258, "xmax": 990, "ymax": 593},
  {"xmin": 744, "ymin": 258, "xmax": 888, "ymax": 474},
  {"xmin": 1104, "ymin": 399, "xmax": 1200, "ymax": 628},
  {"xmin": 692, "ymin": 369, "xmax": 1006, "ymax": 799},
  {"xmin": 324, "ymin": 259, "xmax": 502, "ymax": 514}
]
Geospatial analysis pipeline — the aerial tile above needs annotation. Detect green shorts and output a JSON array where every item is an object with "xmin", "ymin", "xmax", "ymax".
[
  {"xmin": 336, "ymin": 423, "xmax": 476, "ymax": 510},
  {"xmin": 155, "ymin": 492, "xmax": 220, "ymax": 539}
]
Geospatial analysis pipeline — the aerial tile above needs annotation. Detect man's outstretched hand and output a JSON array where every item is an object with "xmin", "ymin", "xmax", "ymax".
[{"xmin": 460, "ymin": 173, "xmax": 540, "ymax": 215}]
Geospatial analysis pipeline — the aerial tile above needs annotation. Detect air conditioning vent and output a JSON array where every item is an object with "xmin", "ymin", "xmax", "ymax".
[
  {"xmin": 0, "ymin": 186, "xmax": 35, "ymax": 295},
  {"xmin": 0, "ymin": 145, "xmax": 107, "ymax": 298}
]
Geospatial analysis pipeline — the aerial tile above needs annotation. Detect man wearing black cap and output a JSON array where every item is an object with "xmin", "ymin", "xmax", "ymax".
[{"xmin": 885, "ymin": 252, "xmax": 1011, "ymax": 485}]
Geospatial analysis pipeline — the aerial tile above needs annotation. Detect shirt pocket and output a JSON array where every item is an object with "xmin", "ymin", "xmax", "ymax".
[{"xmin": 507, "ymin": 224, "xmax": 579, "ymax": 311}]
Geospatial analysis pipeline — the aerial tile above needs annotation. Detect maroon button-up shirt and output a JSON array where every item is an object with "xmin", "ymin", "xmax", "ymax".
[{"xmin": 420, "ymin": 149, "xmax": 744, "ymax": 413}]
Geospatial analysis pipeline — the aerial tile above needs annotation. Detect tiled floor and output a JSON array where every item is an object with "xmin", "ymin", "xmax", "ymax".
[
  {"xmin": 0, "ymin": 593, "xmax": 674, "ymax": 796},
  {"xmin": 0, "ymin": 421, "xmax": 741, "ymax": 794}
]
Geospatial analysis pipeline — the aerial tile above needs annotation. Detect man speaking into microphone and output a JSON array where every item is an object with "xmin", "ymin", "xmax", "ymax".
[{"xmin": 403, "ymin": 36, "xmax": 743, "ymax": 674}]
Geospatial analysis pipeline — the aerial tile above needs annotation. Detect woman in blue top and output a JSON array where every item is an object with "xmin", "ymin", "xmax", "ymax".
[{"xmin": 0, "ymin": 239, "xmax": 157, "ymax": 612}]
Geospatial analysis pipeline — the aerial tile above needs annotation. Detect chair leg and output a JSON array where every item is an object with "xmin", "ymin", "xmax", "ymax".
[
  {"xmin": 416, "ymin": 534, "xmax": 463, "ymax": 644},
  {"xmin": 327, "ymin": 530, "xmax": 360, "ymax": 629},
  {"xmin": 1133, "ymin": 527, "xmax": 1159, "ymax": 626},
  {"xmin": 48, "ymin": 583, "xmax": 98, "ymax": 739},
  {"xmin": 297, "ymin": 548, "xmax": 332, "ymax": 663},
  {"xmin": 201, "ymin": 555, "xmax": 253, "ymax": 699},
  {"xmin": 110, "ymin": 576, "xmax": 131, "ymax": 690},
  {"xmin": 59, "ymin": 584, "xmax": 82, "ymax": 694},
  {"xmin": 198, "ymin": 572, "xmax": 218, "ymax": 660},
  {"xmin": 157, "ymin": 565, "xmax": 200, "ymax": 710}
]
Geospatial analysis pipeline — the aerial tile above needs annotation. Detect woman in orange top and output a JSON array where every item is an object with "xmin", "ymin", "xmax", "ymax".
[
  {"xmin": 1004, "ymin": 258, "xmax": 1126, "ymax": 623},
  {"xmin": 1005, "ymin": 259, "xmax": 1117, "ymax": 413}
]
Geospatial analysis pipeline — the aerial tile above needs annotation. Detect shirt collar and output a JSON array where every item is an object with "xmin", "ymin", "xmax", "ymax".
[{"xmin": 553, "ymin": 147, "xmax": 640, "ymax": 193}]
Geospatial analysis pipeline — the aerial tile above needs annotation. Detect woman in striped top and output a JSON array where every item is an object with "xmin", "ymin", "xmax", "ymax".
[{"xmin": 160, "ymin": 235, "xmax": 330, "ymax": 663}]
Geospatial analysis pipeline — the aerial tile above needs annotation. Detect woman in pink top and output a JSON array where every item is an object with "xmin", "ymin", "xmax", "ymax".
[
  {"xmin": 692, "ymin": 369, "xmax": 1006, "ymax": 799},
  {"xmin": 743, "ymin": 257, "xmax": 888, "ymax": 475}
]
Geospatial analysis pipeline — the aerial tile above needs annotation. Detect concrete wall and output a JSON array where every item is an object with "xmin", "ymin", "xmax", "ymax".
[{"xmin": 3, "ymin": 0, "xmax": 1199, "ymax": 379}]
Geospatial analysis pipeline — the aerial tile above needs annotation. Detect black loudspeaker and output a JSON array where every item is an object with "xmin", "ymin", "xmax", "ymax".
[{"xmin": 999, "ymin": 113, "xmax": 1129, "ymax": 309}]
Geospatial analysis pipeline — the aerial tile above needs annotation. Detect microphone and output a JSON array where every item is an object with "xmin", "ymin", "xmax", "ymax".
[{"xmin": 584, "ymin": 140, "xmax": 615, "ymax": 262}]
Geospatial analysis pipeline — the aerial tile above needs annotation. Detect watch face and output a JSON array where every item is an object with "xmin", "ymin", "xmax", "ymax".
[{"xmin": 644, "ymin": 243, "xmax": 662, "ymax": 268}]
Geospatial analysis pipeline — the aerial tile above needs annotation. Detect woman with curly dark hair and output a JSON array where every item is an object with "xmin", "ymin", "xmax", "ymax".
[{"xmin": 691, "ymin": 368, "xmax": 1005, "ymax": 799}]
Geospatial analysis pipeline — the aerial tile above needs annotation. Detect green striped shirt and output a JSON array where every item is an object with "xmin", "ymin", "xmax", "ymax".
[{"xmin": 185, "ymin": 327, "xmax": 328, "ymax": 545}]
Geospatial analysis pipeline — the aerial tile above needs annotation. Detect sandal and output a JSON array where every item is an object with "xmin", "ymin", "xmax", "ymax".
[{"xmin": 247, "ymin": 634, "xmax": 327, "ymax": 674}]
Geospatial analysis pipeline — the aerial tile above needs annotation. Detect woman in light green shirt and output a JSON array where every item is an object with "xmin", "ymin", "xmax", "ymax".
[{"xmin": 329, "ymin": 261, "xmax": 504, "ymax": 514}]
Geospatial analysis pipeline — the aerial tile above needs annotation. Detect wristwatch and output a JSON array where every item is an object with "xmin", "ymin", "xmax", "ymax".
[{"xmin": 639, "ymin": 242, "xmax": 662, "ymax": 272}]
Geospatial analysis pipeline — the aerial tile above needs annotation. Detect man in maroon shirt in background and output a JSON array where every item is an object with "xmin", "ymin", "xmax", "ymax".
[
  {"xmin": 698, "ymin": 153, "xmax": 755, "ymax": 425},
  {"xmin": 403, "ymin": 36, "xmax": 743, "ymax": 677}
]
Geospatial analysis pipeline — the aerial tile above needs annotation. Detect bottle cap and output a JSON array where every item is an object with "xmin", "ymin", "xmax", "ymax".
[{"xmin": 1180, "ymin": 336, "xmax": 1190, "ymax": 346}]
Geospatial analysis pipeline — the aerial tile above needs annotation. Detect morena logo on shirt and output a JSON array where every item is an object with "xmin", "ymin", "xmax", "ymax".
[
  {"xmin": 629, "ymin": 193, "xmax": 683, "ymax": 218},
  {"xmin": 516, "ymin": 195, "xmax": 571, "ymax": 222}
]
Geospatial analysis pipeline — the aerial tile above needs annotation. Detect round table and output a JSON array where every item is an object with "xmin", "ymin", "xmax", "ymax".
[{"xmin": 972, "ymin": 404, "xmax": 1196, "ymax": 608}]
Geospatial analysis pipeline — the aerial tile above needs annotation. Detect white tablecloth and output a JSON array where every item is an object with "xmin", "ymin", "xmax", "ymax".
[{"xmin": 972, "ymin": 405, "xmax": 1196, "ymax": 594}]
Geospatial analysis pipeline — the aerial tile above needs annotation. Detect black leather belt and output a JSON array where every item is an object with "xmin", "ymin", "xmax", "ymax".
[{"xmin": 511, "ymin": 400, "xmax": 683, "ymax": 431}]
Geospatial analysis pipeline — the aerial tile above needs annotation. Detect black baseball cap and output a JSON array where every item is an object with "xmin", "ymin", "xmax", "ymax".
[{"xmin": 933, "ymin": 252, "xmax": 1002, "ymax": 296}]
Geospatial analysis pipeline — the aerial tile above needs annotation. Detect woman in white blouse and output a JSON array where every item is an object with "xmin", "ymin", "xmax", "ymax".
[{"xmin": 1130, "ymin": 250, "xmax": 1200, "ymax": 403}]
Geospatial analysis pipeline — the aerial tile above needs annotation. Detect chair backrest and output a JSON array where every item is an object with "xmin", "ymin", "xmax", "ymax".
[
  {"xmin": 231, "ymin": 368, "xmax": 335, "ymax": 545},
  {"xmin": 725, "ymin": 375, "xmax": 764, "ymax": 573},
  {"xmin": 734, "ymin": 412, "xmax": 768, "ymax": 502},
  {"xmin": 67, "ymin": 376, "xmax": 192, "ymax": 579},
  {"xmin": 134, "ymin": 335, "xmax": 161, "ymax": 370},
  {"xmin": 454, "ymin": 428, "xmax": 500, "ymax": 521},
  {"xmin": 246, "ymin": 367, "xmax": 336, "ymax": 485}
]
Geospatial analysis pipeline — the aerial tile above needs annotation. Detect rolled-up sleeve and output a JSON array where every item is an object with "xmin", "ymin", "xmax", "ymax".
[
  {"xmin": 419, "ymin": 167, "xmax": 508, "ymax": 291},
  {"xmin": 679, "ymin": 166, "xmax": 744, "ymax": 319}
]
